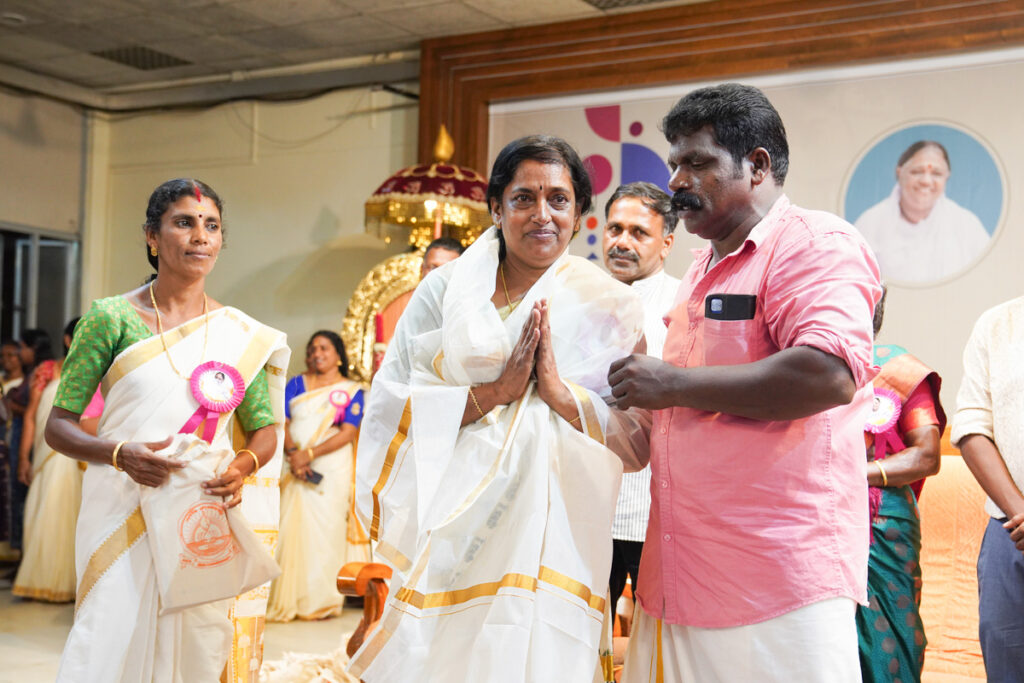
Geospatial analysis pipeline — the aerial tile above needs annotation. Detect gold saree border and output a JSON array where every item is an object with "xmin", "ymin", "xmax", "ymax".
[
  {"xmin": 221, "ymin": 614, "xmax": 266, "ymax": 683},
  {"xmin": 10, "ymin": 585, "xmax": 74, "ymax": 602},
  {"xmin": 235, "ymin": 325, "xmax": 283, "ymax": 385},
  {"xmin": 74, "ymin": 506, "xmax": 146, "ymax": 616},
  {"xmin": 101, "ymin": 308, "xmax": 231, "ymax": 395},
  {"xmin": 567, "ymin": 381, "xmax": 604, "ymax": 445},
  {"xmin": 369, "ymin": 399, "xmax": 412, "ymax": 541}
]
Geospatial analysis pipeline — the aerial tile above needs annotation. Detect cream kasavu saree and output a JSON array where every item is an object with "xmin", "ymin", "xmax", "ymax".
[
  {"xmin": 352, "ymin": 227, "xmax": 651, "ymax": 683},
  {"xmin": 12, "ymin": 374, "xmax": 82, "ymax": 602},
  {"xmin": 56, "ymin": 307, "xmax": 288, "ymax": 683},
  {"xmin": 267, "ymin": 378, "xmax": 370, "ymax": 621}
]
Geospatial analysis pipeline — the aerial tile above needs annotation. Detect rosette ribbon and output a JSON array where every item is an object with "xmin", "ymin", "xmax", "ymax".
[
  {"xmin": 180, "ymin": 361, "xmax": 246, "ymax": 444},
  {"xmin": 865, "ymin": 387, "xmax": 905, "ymax": 521},
  {"xmin": 329, "ymin": 389, "xmax": 351, "ymax": 425}
]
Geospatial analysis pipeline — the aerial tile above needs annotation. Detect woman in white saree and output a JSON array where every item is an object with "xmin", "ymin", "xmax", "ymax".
[
  {"xmin": 267, "ymin": 330, "xmax": 369, "ymax": 621},
  {"xmin": 351, "ymin": 136, "xmax": 651, "ymax": 683},
  {"xmin": 45, "ymin": 179, "xmax": 289, "ymax": 683}
]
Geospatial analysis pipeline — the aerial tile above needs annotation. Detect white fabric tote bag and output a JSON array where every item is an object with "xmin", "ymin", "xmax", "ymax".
[{"xmin": 140, "ymin": 434, "xmax": 281, "ymax": 615}]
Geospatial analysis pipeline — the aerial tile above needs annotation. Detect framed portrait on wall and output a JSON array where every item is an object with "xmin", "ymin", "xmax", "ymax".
[{"xmin": 844, "ymin": 122, "xmax": 1005, "ymax": 286}]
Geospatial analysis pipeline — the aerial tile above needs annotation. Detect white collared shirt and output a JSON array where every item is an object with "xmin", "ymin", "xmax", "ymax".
[{"xmin": 613, "ymin": 267, "xmax": 681, "ymax": 542}]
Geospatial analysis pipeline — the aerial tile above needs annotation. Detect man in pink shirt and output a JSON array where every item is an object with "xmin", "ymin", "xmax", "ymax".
[{"xmin": 610, "ymin": 84, "xmax": 881, "ymax": 682}]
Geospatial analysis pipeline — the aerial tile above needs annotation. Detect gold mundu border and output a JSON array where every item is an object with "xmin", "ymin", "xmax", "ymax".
[
  {"xmin": 369, "ymin": 399, "xmax": 412, "ymax": 541},
  {"xmin": 394, "ymin": 565, "xmax": 605, "ymax": 614}
]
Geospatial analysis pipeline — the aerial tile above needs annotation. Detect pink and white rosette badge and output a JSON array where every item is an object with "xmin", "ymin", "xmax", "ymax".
[
  {"xmin": 866, "ymin": 387, "xmax": 905, "ymax": 460},
  {"xmin": 180, "ymin": 361, "xmax": 246, "ymax": 443},
  {"xmin": 328, "ymin": 389, "xmax": 351, "ymax": 424}
]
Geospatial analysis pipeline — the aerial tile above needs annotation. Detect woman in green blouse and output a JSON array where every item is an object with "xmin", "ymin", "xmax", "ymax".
[{"xmin": 44, "ymin": 179, "xmax": 290, "ymax": 683}]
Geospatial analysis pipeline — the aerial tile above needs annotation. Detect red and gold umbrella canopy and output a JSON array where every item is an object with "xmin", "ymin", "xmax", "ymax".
[{"xmin": 364, "ymin": 126, "xmax": 490, "ymax": 249}]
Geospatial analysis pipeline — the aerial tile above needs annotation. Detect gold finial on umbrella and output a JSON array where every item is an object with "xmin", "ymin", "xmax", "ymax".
[{"xmin": 433, "ymin": 124, "xmax": 454, "ymax": 163}]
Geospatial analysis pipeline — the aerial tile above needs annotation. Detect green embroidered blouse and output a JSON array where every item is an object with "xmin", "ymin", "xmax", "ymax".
[{"xmin": 54, "ymin": 296, "xmax": 275, "ymax": 431}]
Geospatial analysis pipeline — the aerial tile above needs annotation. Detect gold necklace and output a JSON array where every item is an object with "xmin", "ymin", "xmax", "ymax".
[
  {"xmin": 499, "ymin": 263, "xmax": 520, "ymax": 312},
  {"xmin": 148, "ymin": 281, "xmax": 209, "ymax": 380}
]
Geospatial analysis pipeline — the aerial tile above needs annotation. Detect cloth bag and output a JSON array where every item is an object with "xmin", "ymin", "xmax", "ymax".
[{"xmin": 140, "ymin": 434, "xmax": 281, "ymax": 615}]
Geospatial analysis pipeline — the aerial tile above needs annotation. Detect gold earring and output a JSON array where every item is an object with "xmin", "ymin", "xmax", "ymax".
[{"xmin": 150, "ymin": 245, "xmax": 158, "ymax": 257}]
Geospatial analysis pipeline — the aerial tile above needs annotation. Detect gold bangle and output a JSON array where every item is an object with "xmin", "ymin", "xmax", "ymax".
[
  {"xmin": 307, "ymin": 447, "xmax": 315, "ymax": 461},
  {"xmin": 237, "ymin": 449, "xmax": 260, "ymax": 477},
  {"xmin": 468, "ymin": 387, "xmax": 486, "ymax": 419},
  {"xmin": 568, "ymin": 414, "xmax": 582, "ymax": 425},
  {"xmin": 875, "ymin": 460, "xmax": 888, "ymax": 487},
  {"xmin": 111, "ymin": 440, "xmax": 127, "ymax": 471}
]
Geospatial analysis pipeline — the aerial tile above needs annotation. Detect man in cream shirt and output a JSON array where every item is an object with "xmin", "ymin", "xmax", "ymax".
[
  {"xmin": 602, "ymin": 181, "xmax": 679, "ymax": 621},
  {"xmin": 953, "ymin": 296, "xmax": 1024, "ymax": 682}
]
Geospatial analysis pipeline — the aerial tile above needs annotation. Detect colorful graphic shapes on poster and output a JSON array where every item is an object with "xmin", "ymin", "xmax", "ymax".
[
  {"xmin": 622, "ymin": 143, "xmax": 670, "ymax": 192},
  {"xmin": 586, "ymin": 105, "xmax": 621, "ymax": 142},
  {"xmin": 584, "ymin": 154, "xmax": 614, "ymax": 195}
]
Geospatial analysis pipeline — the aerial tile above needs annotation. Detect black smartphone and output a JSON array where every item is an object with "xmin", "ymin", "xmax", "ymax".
[
  {"xmin": 305, "ymin": 470, "xmax": 324, "ymax": 485},
  {"xmin": 705, "ymin": 293, "xmax": 757, "ymax": 321}
]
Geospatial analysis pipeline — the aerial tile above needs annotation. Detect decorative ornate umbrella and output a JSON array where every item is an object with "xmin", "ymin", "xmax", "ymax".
[
  {"xmin": 343, "ymin": 127, "xmax": 490, "ymax": 381},
  {"xmin": 363, "ymin": 125, "xmax": 491, "ymax": 249}
]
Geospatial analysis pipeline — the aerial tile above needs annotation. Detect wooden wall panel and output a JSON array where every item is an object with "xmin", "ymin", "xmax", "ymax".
[{"xmin": 418, "ymin": 0, "xmax": 1024, "ymax": 171}]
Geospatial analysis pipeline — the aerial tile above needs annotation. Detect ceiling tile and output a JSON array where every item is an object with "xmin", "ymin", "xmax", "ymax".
[
  {"xmin": 148, "ymin": 34, "xmax": 266, "ymax": 63},
  {"xmin": 290, "ymin": 15, "xmax": 415, "ymax": 44},
  {"xmin": 224, "ymin": 0, "xmax": 355, "ymax": 26},
  {"xmin": 339, "ymin": 0, "xmax": 442, "ymax": 10},
  {"xmin": 0, "ymin": 31, "xmax": 77, "ymax": 62},
  {"xmin": 234, "ymin": 25, "xmax": 315, "ymax": 51},
  {"xmin": 84, "ymin": 12, "xmax": 208, "ymax": 45},
  {"xmin": 0, "ymin": 0, "xmax": 710, "ymax": 98},
  {"xmin": 368, "ymin": 2, "xmax": 504, "ymax": 39},
  {"xmin": 0, "ymin": 0, "xmax": 52, "ymax": 25},
  {"xmin": 18, "ymin": 21, "xmax": 123, "ymax": 52},
  {"xmin": 462, "ymin": 0, "xmax": 599, "ymax": 24},
  {"xmin": 177, "ymin": 3, "xmax": 273, "ymax": 34},
  {"xmin": 31, "ymin": 52, "xmax": 135, "ymax": 83},
  {"xmin": 6, "ymin": 0, "xmax": 135, "ymax": 25},
  {"xmin": 122, "ymin": 0, "xmax": 217, "ymax": 9}
]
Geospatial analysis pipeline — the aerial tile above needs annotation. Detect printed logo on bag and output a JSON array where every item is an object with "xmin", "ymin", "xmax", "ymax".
[{"xmin": 178, "ymin": 501, "xmax": 239, "ymax": 568}]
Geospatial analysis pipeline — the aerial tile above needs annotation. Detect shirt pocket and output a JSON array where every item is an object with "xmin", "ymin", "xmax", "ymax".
[{"xmin": 702, "ymin": 317, "xmax": 759, "ymax": 366}]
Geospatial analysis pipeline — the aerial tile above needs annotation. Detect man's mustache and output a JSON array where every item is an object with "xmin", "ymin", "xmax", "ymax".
[
  {"xmin": 606, "ymin": 247, "xmax": 638, "ymax": 262},
  {"xmin": 671, "ymin": 191, "xmax": 703, "ymax": 212}
]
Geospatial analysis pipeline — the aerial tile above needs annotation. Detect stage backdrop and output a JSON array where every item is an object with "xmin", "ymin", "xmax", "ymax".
[{"xmin": 489, "ymin": 46, "xmax": 1024, "ymax": 411}]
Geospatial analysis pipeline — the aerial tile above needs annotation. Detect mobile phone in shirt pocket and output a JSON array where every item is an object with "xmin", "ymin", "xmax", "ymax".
[{"xmin": 703, "ymin": 294, "xmax": 758, "ymax": 366}]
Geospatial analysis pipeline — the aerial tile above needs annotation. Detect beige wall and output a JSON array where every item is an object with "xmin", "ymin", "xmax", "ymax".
[
  {"xmin": 84, "ymin": 87, "xmax": 417, "ymax": 374},
  {"xmin": 490, "ymin": 49, "xmax": 1024, "ymax": 411},
  {"xmin": 0, "ymin": 88, "xmax": 83, "ymax": 235}
]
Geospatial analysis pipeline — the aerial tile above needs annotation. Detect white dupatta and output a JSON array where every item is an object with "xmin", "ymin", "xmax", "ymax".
[
  {"xmin": 57, "ymin": 305, "xmax": 289, "ymax": 683},
  {"xmin": 352, "ymin": 227, "xmax": 649, "ymax": 683}
]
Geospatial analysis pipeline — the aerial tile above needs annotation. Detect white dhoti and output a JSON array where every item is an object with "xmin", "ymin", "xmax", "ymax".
[{"xmin": 621, "ymin": 598, "xmax": 860, "ymax": 683}]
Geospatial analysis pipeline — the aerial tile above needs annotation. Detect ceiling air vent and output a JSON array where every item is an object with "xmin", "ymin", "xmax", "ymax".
[
  {"xmin": 584, "ymin": 0, "xmax": 680, "ymax": 7},
  {"xmin": 91, "ymin": 46, "xmax": 191, "ymax": 70}
]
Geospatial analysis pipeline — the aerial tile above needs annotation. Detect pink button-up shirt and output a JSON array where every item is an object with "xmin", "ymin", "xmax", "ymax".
[{"xmin": 638, "ymin": 195, "xmax": 881, "ymax": 627}]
